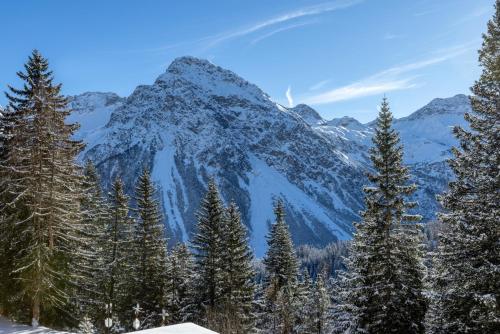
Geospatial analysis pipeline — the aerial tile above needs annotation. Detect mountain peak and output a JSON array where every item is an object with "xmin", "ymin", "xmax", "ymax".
[
  {"xmin": 327, "ymin": 116, "xmax": 366, "ymax": 130},
  {"xmin": 291, "ymin": 104, "xmax": 325, "ymax": 125},
  {"xmin": 400, "ymin": 94, "xmax": 470, "ymax": 122},
  {"xmin": 155, "ymin": 56, "xmax": 270, "ymax": 104},
  {"xmin": 167, "ymin": 56, "xmax": 216, "ymax": 73}
]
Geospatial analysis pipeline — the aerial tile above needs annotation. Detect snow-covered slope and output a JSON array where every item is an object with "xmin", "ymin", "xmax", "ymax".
[
  {"xmin": 69, "ymin": 56, "xmax": 469, "ymax": 255},
  {"xmin": 75, "ymin": 57, "xmax": 363, "ymax": 256}
]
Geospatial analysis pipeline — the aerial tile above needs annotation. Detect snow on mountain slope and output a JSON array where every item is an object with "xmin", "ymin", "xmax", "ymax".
[
  {"xmin": 392, "ymin": 94, "xmax": 470, "ymax": 163},
  {"xmin": 69, "ymin": 57, "xmax": 469, "ymax": 254},
  {"xmin": 75, "ymin": 57, "xmax": 364, "ymax": 256},
  {"xmin": 294, "ymin": 94, "xmax": 470, "ymax": 222},
  {"xmin": 67, "ymin": 92, "xmax": 125, "ymax": 154}
]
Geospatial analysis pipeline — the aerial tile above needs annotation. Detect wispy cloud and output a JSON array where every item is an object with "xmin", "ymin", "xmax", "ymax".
[
  {"xmin": 286, "ymin": 86, "xmax": 294, "ymax": 107},
  {"xmin": 301, "ymin": 44, "xmax": 472, "ymax": 105},
  {"xmin": 309, "ymin": 79, "xmax": 332, "ymax": 91},
  {"xmin": 202, "ymin": 0, "xmax": 363, "ymax": 48},
  {"xmin": 250, "ymin": 20, "xmax": 318, "ymax": 46}
]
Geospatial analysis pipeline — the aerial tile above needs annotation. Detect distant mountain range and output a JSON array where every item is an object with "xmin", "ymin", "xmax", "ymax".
[{"xmin": 66, "ymin": 57, "xmax": 470, "ymax": 256}]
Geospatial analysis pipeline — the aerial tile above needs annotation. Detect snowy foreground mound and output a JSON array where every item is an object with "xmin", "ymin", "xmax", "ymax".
[
  {"xmin": 0, "ymin": 317, "xmax": 217, "ymax": 334},
  {"xmin": 0, "ymin": 316, "xmax": 68, "ymax": 334},
  {"xmin": 68, "ymin": 56, "xmax": 470, "ymax": 256}
]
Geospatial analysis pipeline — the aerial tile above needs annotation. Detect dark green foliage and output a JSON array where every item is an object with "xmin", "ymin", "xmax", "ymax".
[
  {"xmin": 165, "ymin": 243, "xmax": 195, "ymax": 324},
  {"xmin": 219, "ymin": 202, "xmax": 255, "ymax": 333},
  {"xmin": 428, "ymin": 2, "xmax": 500, "ymax": 332},
  {"xmin": 191, "ymin": 178, "xmax": 226, "ymax": 324},
  {"xmin": 336, "ymin": 98, "xmax": 426, "ymax": 334},
  {"xmin": 262, "ymin": 199, "xmax": 300, "ymax": 334},
  {"xmin": 0, "ymin": 50, "xmax": 84, "ymax": 326},
  {"xmin": 73, "ymin": 160, "xmax": 109, "ymax": 325},
  {"xmin": 104, "ymin": 177, "xmax": 135, "ymax": 326},
  {"xmin": 132, "ymin": 168, "xmax": 168, "ymax": 327}
]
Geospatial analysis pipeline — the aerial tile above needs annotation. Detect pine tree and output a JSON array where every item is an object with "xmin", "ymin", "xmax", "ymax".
[
  {"xmin": 263, "ymin": 199, "xmax": 298, "ymax": 292},
  {"xmin": 0, "ymin": 50, "xmax": 85, "ymax": 326},
  {"xmin": 219, "ymin": 202, "xmax": 255, "ymax": 333},
  {"xmin": 191, "ymin": 178, "xmax": 226, "ymax": 326},
  {"xmin": 310, "ymin": 274, "xmax": 331, "ymax": 334},
  {"xmin": 104, "ymin": 177, "xmax": 135, "ymax": 326},
  {"xmin": 428, "ymin": 2, "xmax": 500, "ymax": 332},
  {"xmin": 133, "ymin": 168, "xmax": 168, "ymax": 327},
  {"xmin": 262, "ymin": 199, "xmax": 299, "ymax": 334},
  {"xmin": 73, "ymin": 160, "xmax": 109, "ymax": 326},
  {"xmin": 337, "ymin": 98, "xmax": 425, "ymax": 333},
  {"xmin": 165, "ymin": 243, "xmax": 195, "ymax": 324}
]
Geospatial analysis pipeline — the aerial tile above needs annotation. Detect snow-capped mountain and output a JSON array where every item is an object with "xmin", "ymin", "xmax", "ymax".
[{"xmin": 69, "ymin": 56, "xmax": 470, "ymax": 256}]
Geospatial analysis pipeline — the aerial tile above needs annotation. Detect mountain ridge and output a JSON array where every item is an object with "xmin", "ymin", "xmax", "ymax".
[{"xmin": 67, "ymin": 56, "xmax": 468, "ymax": 256}]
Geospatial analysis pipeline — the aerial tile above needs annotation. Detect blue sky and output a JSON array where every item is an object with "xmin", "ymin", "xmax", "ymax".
[{"xmin": 0, "ymin": 0, "xmax": 494, "ymax": 122}]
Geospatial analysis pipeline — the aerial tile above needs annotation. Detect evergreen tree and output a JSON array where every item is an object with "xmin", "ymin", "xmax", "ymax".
[
  {"xmin": 104, "ymin": 177, "xmax": 135, "ymax": 326},
  {"xmin": 0, "ymin": 50, "xmax": 84, "ymax": 326},
  {"xmin": 336, "ymin": 98, "xmax": 425, "ymax": 333},
  {"xmin": 309, "ymin": 274, "xmax": 331, "ymax": 334},
  {"xmin": 191, "ymin": 178, "xmax": 226, "ymax": 326},
  {"xmin": 165, "ymin": 243, "xmax": 195, "ymax": 324},
  {"xmin": 133, "ymin": 168, "xmax": 168, "ymax": 327},
  {"xmin": 219, "ymin": 202, "xmax": 255, "ymax": 333},
  {"xmin": 262, "ymin": 199, "xmax": 300, "ymax": 334},
  {"xmin": 263, "ymin": 199, "xmax": 298, "ymax": 292},
  {"xmin": 428, "ymin": 2, "xmax": 500, "ymax": 332},
  {"xmin": 73, "ymin": 160, "xmax": 109, "ymax": 326}
]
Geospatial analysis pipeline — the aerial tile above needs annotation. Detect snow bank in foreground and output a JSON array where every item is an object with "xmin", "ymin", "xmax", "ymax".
[
  {"xmin": 130, "ymin": 323, "xmax": 218, "ymax": 334},
  {"xmin": 0, "ymin": 317, "xmax": 218, "ymax": 334},
  {"xmin": 0, "ymin": 317, "xmax": 68, "ymax": 334}
]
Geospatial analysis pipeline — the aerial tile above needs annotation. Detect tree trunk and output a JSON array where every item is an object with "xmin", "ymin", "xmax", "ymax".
[{"xmin": 32, "ymin": 295, "xmax": 40, "ymax": 327}]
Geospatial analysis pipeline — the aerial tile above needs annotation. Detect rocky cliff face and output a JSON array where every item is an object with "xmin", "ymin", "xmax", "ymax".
[{"xmin": 69, "ymin": 56, "xmax": 469, "ymax": 256}]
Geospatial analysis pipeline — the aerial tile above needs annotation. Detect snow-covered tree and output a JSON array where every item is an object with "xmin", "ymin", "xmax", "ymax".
[
  {"xmin": 104, "ymin": 177, "xmax": 135, "ymax": 325},
  {"xmin": 219, "ymin": 202, "xmax": 255, "ymax": 333},
  {"xmin": 427, "ymin": 2, "xmax": 500, "ymax": 332},
  {"xmin": 262, "ymin": 199, "xmax": 300, "ymax": 334},
  {"xmin": 0, "ymin": 50, "xmax": 85, "ymax": 326},
  {"xmin": 308, "ymin": 274, "xmax": 331, "ymax": 334},
  {"xmin": 191, "ymin": 178, "xmax": 226, "ymax": 326},
  {"xmin": 336, "ymin": 98, "xmax": 425, "ymax": 333},
  {"xmin": 132, "ymin": 168, "xmax": 168, "ymax": 327},
  {"xmin": 165, "ymin": 243, "xmax": 195, "ymax": 324},
  {"xmin": 78, "ymin": 316, "xmax": 97, "ymax": 334},
  {"xmin": 73, "ymin": 160, "xmax": 109, "ymax": 325}
]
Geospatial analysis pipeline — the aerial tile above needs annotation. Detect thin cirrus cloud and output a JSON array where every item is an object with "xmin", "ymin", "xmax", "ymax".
[
  {"xmin": 309, "ymin": 79, "xmax": 332, "ymax": 91},
  {"xmin": 250, "ymin": 20, "xmax": 318, "ymax": 46},
  {"xmin": 201, "ymin": 0, "xmax": 364, "ymax": 49},
  {"xmin": 300, "ymin": 44, "xmax": 472, "ymax": 105}
]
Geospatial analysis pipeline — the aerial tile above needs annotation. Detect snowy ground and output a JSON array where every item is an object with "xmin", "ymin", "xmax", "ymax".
[
  {"xmin": 0, "ymin": 317, "xmax": 218, "ymax": 334},
  {"xmin": 0, "ymin": 317, "xmax": 68, "ymax": 334}
]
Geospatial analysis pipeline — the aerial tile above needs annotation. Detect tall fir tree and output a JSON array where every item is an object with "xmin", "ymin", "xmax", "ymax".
[
  {"xmin": 308, "ymin": 274, "xmax": 331, "ymax": 334},
  {"xmin": 132, "ymin": 168, "xmax": 168, "ymax": 327},
  {"xmin": 0, "ymin": 50, "xmax": 85, "ymax": 326},
  {"xmin": 165, "ymin": 243, "xmax": 195, "ymax": 324},
  {"xmin": 0, "ymin": 105, "xmax": 25, "ymax": 319},
  {"xmin": 191, "ymin": 178, "xmax": 226, "ymax": 327},
  {"xmin": 262, "ymin": 199, "xmax": 300, "ymax": 334},
  {"xmin": 219, "ymin": 202, "xmax": 255, "ymax": 333},
  {"xmin": 73, "ymin": 160, "xmax": 109, "ymax": 326},
  {"xmin": 336, "ymin": 98, "xmax": 425, "ymax": 334},
  {"xmin": 104, "ymin": 177, "xmax": 135, "ymax": 328},
  {"xmin": 428, "ymin": 2, "xmax": 500, "ymax": 332}
]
